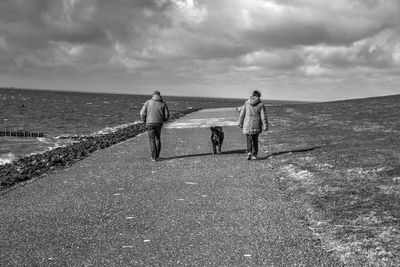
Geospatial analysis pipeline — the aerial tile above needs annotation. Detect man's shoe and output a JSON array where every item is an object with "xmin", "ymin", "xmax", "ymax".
[
  {"xmin": 251, "ymin": 155, "xmax": 257, "ymax": 160},
  {"xmin": 247, "ymin": 153, "xmax": 252, "ymax": 160}
]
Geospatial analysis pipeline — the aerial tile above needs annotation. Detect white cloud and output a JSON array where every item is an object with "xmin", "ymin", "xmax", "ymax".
[
  {"xmin": 110, "ymin": 42, "xmax": 149, "ymax": 71},
  {"xmin": 240, "ymin": 49, "xmax": 304, "ymax": 70},
  {"xmin": 299, "ymin": 64, "xmax": 328, "ymax": 77},
  {"xmin": 171, "ymin": 0, "xmax": 208, "ymax": 25},
  {"xmin": 393, "ymin": 45, "xmax": 400, "ymax": 66},
  {"xmin": 300, "ymin": 27, "xmax": 400, "ymax": 70},
  {"xmin": 62, "ymin": 0, "xmax": 80, "ymax": 23},
  {"xmin": 0, "ymin": 36, "xmax": 7, "ymax": 50},
  {"xmin": 56, "ymin": 41, "xmax": 83, "ymax": 57}
]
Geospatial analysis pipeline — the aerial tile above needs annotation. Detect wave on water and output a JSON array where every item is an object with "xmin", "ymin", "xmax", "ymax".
[
  {"xmin": 36, "ymin": 137, "xmax": 51, "ymax": 144},
  {"xmin": 0, "ymin": 152, "xmax": 16, "ymax": 165},
  {"xmin": 55, "ymin": 121, "xmax": 143, "ymax": 140},
  {"xmin": 92, "ymin": 121, "xmax": 142, "ymax": 135},
  {"xmin": 0, "ymin": 136, "xmax": 78, "ymax": 166},
  {"xmin": 0, "ymin": 123, "xmax": 132, "ymax": 165},
  {"xmin": 37, "ymin": 136, "xmax": 76, "ymax": 149}
]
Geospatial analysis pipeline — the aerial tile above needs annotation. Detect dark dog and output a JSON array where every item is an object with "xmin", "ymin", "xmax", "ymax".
[{"xmin": 210, "ymin": 126, "xmax": 224, "ymax": 155}]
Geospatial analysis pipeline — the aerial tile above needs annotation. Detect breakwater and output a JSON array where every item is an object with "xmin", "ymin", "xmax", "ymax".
[
  {"xmin": 0, "ymin": 130, "xmax": 44, "ymax": 138},
  {"xmin": 0, "ymin": 110, "xmax": 196, "ymax": 191}
]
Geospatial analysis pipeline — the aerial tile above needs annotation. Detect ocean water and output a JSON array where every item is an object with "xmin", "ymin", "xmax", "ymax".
[{"xmin": 0, "ymin": 88, "xmax": 247, "ymax": 164}]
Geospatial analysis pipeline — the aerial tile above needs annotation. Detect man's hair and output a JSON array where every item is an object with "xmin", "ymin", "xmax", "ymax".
[{"xmin": 252, "ymin": 90, "xmax": 261, "ymax": 97}]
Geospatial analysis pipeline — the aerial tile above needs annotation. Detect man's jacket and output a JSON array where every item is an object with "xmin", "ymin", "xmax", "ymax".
[{"xmin": 140, "ymin": 94, "xmax": 170, "ymax": 125}]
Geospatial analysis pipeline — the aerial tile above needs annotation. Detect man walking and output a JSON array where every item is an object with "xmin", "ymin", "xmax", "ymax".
[{"xmin": 140, "ymin": 91, "xmax": 170, "ymax": 161}]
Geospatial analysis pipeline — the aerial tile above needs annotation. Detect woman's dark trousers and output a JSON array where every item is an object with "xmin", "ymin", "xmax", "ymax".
[
  {"xmin": 147, "ymin": 125, "xmax": 162, "ymax": 159},
  {"xmin": 246, "ymin": 134, "xmax": 259, "ymax": 156}
]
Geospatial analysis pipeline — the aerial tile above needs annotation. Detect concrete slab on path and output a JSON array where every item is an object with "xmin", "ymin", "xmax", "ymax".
[
  {"xmin": 166, "ymin": 108, "xmax": 239, "ymax": 129},
  {"xmin": 0, "ymin": 108, "xmax": 340, "ymax": 266}
]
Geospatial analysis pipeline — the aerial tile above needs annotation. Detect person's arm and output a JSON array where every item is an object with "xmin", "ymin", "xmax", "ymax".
[
  {"xmin": 140, "ymin": 101, "xmax": 148, "ymax": 123},
  {"xmin": 164, "ymin": 103, "xmax": 170, "ymax": 122},
  {"xmin": 238, "ymin": 104, "xmax": 245, "ymax": 128},
  {"xmin": 261, "ymin": 104, "xmax": 268, "ymax": 131}
]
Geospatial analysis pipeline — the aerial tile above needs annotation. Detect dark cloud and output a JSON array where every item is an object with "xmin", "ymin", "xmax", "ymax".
[
  {"xmin": 0, "ymin": 0, "xmax": 50, "ymax": 24},
  {"xmin": 1, "ymin": 0, "xmax": 400, "ymax": 100}
]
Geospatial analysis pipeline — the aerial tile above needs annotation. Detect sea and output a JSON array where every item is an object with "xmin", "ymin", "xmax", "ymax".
[{"xmin": 0, "ymin": 88, "xmax": 248, "ymax": 165}]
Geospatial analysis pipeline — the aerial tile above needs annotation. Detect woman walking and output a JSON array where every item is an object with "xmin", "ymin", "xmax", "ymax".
[{"xmin": 238, "ymin": 90, "xmax": 268, "ymax": 160}]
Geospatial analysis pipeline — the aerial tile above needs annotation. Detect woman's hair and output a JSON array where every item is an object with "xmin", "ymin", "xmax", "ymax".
[{"xmin": 252, "ymin": 90, "xmax": 261, "ymax": 97}]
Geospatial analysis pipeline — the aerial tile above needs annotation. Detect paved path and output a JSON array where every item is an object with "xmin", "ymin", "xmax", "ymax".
[{"xmin": 0, "ymin": 108, "xmax": 340, "ymax": 266}]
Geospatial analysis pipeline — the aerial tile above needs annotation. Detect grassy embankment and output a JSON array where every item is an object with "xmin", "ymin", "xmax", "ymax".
[{"xmin": 262, "ymin": 94, "xmax": 400, "ymax": 265}]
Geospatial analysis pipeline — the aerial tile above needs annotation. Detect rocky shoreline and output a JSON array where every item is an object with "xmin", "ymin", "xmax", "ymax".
[{"xmin": 0, "ymin": 110, "xmax": 196, "ymax": 191}]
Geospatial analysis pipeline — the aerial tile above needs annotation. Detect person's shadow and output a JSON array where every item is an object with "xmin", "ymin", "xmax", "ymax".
[
  {"xmin": 160, "ymin": 149, "xmax": 247, "ymax": 160},
  {"xmin": 159, "ymin": 147, "xmax": 321, "ymax": 161},
  {"xmin": 258, "ymin": 146, "xmax": 321, "ymax": 160}
]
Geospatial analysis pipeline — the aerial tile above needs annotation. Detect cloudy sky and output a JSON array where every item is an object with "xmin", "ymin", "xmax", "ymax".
[{"xmin": 1, "ymin": 0, "xmax": 400, "ymax": 101}]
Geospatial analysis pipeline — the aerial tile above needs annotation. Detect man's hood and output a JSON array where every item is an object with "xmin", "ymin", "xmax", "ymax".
[
  {"xmin": 152, "ymin": 94, "xmax": 162, "ymax": 102},
  {"xmin": 249, "ymin": 96, "xmax": 261, "ymax": 106}
]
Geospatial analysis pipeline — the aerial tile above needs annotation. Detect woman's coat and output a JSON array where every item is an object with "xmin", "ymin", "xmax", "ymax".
[{"xmin": 238, "ymin": 96, "xmax": 268, "ymax": 134}]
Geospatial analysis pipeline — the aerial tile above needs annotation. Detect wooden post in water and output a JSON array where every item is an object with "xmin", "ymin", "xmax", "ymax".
[{"xmin": 0, "ymin": 130, "xmax": 44, "ymax": 138}]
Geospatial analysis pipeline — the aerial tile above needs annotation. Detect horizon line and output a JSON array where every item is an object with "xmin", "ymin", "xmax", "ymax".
[{"xmin": 1, "ymin": 86, "xmax": 399, "ymax": 103}]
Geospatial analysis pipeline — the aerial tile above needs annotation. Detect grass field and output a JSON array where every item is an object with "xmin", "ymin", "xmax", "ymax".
[{"xmin": 262, "ymin": 94, "xmax": 400, "ymax": 265}]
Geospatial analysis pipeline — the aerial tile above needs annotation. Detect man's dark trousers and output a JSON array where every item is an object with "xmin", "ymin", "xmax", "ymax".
[{"xmin": 147, "ymin": 124, "xmax": 162, "ymax": 159}]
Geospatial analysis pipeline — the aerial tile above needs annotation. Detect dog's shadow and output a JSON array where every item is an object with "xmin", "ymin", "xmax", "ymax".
[
  {"xmin": 160, "ymin": 147, "xmax": 321, "ymax": 161},
  {"xmin": 161, "ymin": 149, "xmax": 246, "ymax": 160}
]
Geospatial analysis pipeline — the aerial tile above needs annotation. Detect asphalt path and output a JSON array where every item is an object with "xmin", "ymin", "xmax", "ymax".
[{"xmin": 0, "ymin": 108, "xmax": 340, "ymax": 266}]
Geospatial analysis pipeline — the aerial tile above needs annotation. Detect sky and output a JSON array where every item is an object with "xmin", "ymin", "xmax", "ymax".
[{"xmin": 1, "ymin": 0, "xmax": 400, "ymax": 101}]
